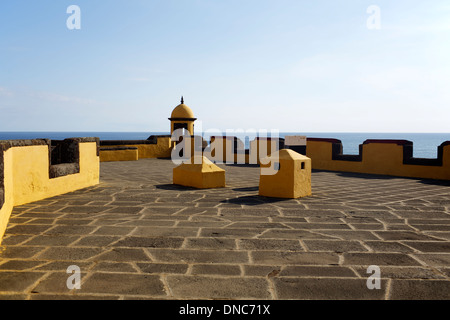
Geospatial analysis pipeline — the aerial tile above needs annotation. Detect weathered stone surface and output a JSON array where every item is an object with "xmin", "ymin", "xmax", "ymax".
[
  {"xmin": 1, "ymin": 158, "xmax": 449, "ymax": 299},
  {"xmin": 80, "ymin": 273, "xmax": 166, "ymax": 296},
  {"xmin": 166, "ymin": 276, "xmax": 271, "ymax": 299},
  {"xmin": 389, "ymin": 280, "xmax": 450, "ymax": 300},
  {"xmin": 0, "ymin": 272, "xmax": 46, "ymax": 292},
  {"xmin": 273, "ymin": 278, "xmax": 387, "ymax": 299}
]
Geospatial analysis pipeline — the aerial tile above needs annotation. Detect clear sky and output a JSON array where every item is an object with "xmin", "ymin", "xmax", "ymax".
[{"xmin": 0, "ymin": 0, "xmax": 449, "ymax": 133}]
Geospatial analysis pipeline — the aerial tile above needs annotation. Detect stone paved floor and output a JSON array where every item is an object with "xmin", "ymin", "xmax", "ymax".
[{"xmin": 0, "ymin": 158, "xmax": 450, "ymax": 300}]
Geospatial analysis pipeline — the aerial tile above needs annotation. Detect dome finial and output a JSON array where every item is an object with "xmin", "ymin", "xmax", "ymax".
[{"xmin": 181, "ymin": 96, "xmax": 184, "ymax": 104}]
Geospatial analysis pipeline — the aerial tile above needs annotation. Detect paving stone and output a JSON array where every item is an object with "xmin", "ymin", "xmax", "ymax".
[
  {"xmin": 184, "ymin": 238, "xmax": 237, "ymax": 250},
  {"xmin": 402, "ymin": 241, "xmax": 450, "ymax": 253},
  {"xmin": 389, "ymin": 280, "xmax": 450, "ymax": 299},
  {"xmin": 315, "ymin": 230, "xmax": 380, "ymax": 241},
  {"xmin": 0, "ymin": 294, "xmax": 28, "ymax": 300},
  {"xmin": 73, "ymin": 235, "xmax": 122, "ymax": 247},
  {"xmin": 44, "ymin": 225, "xmax": 98, "ymax": 236},
  {"xmin": 227, "ymin": 222, "xmax": 289, "ymax": 229},
  {"xmin": 0, "ymin": 260, "xmax": 46, "ymax": 271},
  {"xmin": 91, "ymin": 262, "xmax": 137, "ymax": 273},
  {"xmin": 34, "ymin": 261, "xmax": 93, "ymax": 271},
  {"xmin": 103, "ymin": 207, "xmax": 143, "ymax": 214},
  {"xmin": 59, "ymin": 206, "xmax": 111, "ymax": 214},
  {"xmin": 353, "ymin": 266, "xmax": 445, "ymax": 280},
  {"xmin": 191, "ymin": 264, "xmax": 242, "ymax": 276},
  {"xmin": 438, "ymin": 268, "xmax": 450, "ymax": 277},
  {"xmin": 140, "ymin": 207, "xmax": 182, "ymax": 215},
  {"xmin": 92, "ymin": 226, "xmax": 135, "ymax": 236},
  {"xmin": 0, "ymin": 235, "xmax": 33, "ymax": 246},
  {"xmin": 166, "ymin": 276, "xmax": 271, "ymax": 299},
  {"xmin": 80, "ymin": 272, "xmax": 166, "ymax": 296},
  {"xmin": 137, "ymin": 263, "xmax": 188, "ymax": 274},
  {"xmin": 350, "ymin": 223, "xmax": 385, "ymax": 230},
  {"xmin": 27, "ymin": 218, "xmax": 56, "ymax": 225},
  {"xmin": 115, "ymin": 220, "xmax": 176, "ymax": 227},
  {"xmin": 29, "ymin": 293, "xmax": 121, "ymax": 300},
  {"xmin": 5, "ymin": 224, "xmax": 53, "ymax": 235},
  {"xmin": 413, "ymin": 224, "xmax": 450, "ymax": 231},
  {"xmin": 374, "ymin": 231, "xmax": 441, "ymax": 241},
  {"xmin": 148, "ymin": 249, "xmax": 249, "ymax": 264},
  {"xmin": 31, "ymin": 272, "xmax": 85, "ymax": 294},
  {"xmin": 343, "ymin": 253, "xmax": 421, "ymax": 266},
  {"xmin": 176, "ymin": 221, "xmax": 231, "ymax": 228},
  {"xmin": 257, "ymin": 229, "xmax": 336, "ymax": 240},
  {"xmin": 94, "ymin": 248, "xmax": 151, "ymax": 262},
  {"xmin": 200, "ymin": 228, "xmax": 262, "ymax": 239},
  {"xmin": 273, "ymin": 278, "xmax": 387, "ymax": 299},
  {"xmin": 303, "ymin": 240, "xmax": 368, "ymax": 253},
  {"xmin": 412, "ymin": 254, "xmax": 450, "ymax": 267},
  {"xmin": 251, "ymin": 251, "xmax": 339, "ymax": 265},
  {"xmin": 408, "ymin": 219, "xmax": 450, "ymax": 225},
  {"xmin": 0, "ymin": 271, "xmax": 46, "ymax": 292},
  {"xmin": 36, "ymin": 247, "xmax": 104, "ymax": 261},
  {"xmin": 23, "ymin": 235, "xmax": 80, "ymax": 246},
  {"xmin": 280, "ymin": 266, "xmax": 357, "ymax": 278},
  {"xmin": 238, "ymin": 239, "xmax": 303, "ymax": 251},
  {"xmin": 219, "ymin": 208, "xmax": 279, "ymax": 217},
  {"xmin": 132, "ymin": 227, "xmax": 199, "ymax": 237},
  {"xmin": 393, "ymin": 211, "xmax": 450, "ymax": 219},
  {"xmin": 112, "ymin": 236, "xmax": 184, "ymax": 249},
  {"xmin": 363, "ymin": 241, "xmax": 415, "ymax": 253},
  {"xmin": 280, "ymin": 209, "xmax": 345, "ymax": 218},
  {"xmin": 0, "ymin": 246, "xmax": 46, "ymax": 259},
  {"xmin": 424, "ymin": 232, "xmax": 450, "ymax": 240}
]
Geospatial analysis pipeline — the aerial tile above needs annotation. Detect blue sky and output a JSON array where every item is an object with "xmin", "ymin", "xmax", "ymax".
[{"xmin": 0, "ymin": 0, "xmax": 449, "ymax": 133}]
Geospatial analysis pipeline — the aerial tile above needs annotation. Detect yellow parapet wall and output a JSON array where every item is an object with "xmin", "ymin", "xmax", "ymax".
[
  {"xmin": 0, "ymin": 138, "xmax": 100, "ymax": 244},
  {"xmin": 100, "ymin": 147, "xmax": 139, "ymax": 162},
  {"xmin": 306, "ymin": 138, "xmax": 450, "ymax": 180},
  {"xmin": 99, "ymin": 136, "xmax": 172, "ymax": 161}
]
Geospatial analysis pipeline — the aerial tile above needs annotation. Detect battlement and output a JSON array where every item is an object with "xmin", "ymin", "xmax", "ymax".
[
  {"xmin": 99, "ymin": 135, "xmax": 172, "ymax": 160},
  {"xmin": 0, "ymin": 138, "xmax": 100, "ymax": 243},
  {"xmin": 305, "ymin": 138, "xmax": 450, "ymax": 180}
]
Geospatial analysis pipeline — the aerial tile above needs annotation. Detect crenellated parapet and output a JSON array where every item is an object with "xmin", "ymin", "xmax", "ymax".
[
  {"xmin": 0, "ymin": 138, "xmax": 100, "ymax": 244},
  {"xmin": 305, "ymin": 138, "xmax": 450, "ymax": 180}
]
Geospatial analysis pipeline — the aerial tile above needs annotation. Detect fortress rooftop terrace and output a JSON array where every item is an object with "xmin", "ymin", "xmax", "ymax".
[{"xmin": 0, "ymin": 158, "xmax": 449, "ymax": 300}]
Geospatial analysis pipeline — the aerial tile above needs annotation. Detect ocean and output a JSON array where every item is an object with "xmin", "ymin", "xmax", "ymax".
[{"xmin": 0, "ymin": 132, "xmax": 449, "ymax": 159}]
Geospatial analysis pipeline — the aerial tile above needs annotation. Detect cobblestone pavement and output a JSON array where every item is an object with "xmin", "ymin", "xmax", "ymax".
[{"xmin": 1, "ymin": 159, "xmax": 450, "ymax": 300}]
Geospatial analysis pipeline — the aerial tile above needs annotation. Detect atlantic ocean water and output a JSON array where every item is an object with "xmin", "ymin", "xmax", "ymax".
[{"xmin": 0, "ymin": 132, "xmax": 449, "ymax": 159}]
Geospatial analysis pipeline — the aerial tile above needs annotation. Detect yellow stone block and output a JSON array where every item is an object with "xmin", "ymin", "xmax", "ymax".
[
  {"xmin": 259, "ymin": 149, "xmax": 312, "ymax": 199},
  {"xmin": 173, "ymin": 156, "xmax": 225, "ymax": 189}
]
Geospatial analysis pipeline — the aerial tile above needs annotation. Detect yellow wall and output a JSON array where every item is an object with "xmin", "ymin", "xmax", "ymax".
[
  {"xmin": 100, "ymin": 149, "xmax": 139, "ymax": 162},
  {"xmin": 306, "ymin": 140, "xmax": 450, "ymax": 180},
  {"xmin": 0, "ymin": 149, "xmax": 14, "ymax": 244},
  {"xmin": 100, "ymin": 137, "xmax": 172, "ymax": 161},
  {"xmin": 0, "ymin": 141, "xmax": 99, "ymax": 244}
]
